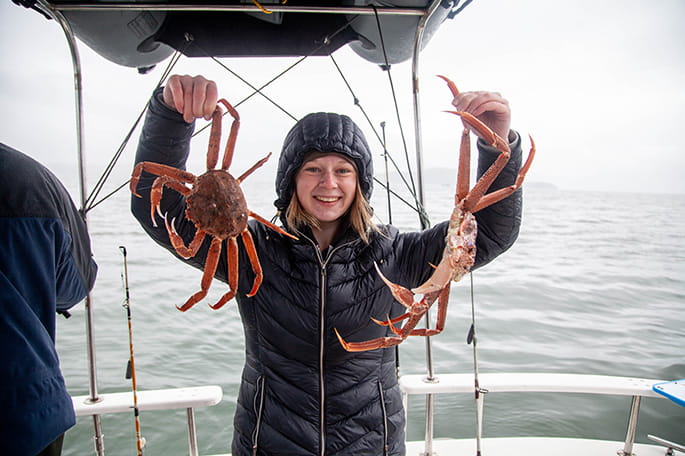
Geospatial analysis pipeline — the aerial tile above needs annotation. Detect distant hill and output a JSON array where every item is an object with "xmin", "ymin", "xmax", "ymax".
[{"xmin": 381, "ymin": 166, "xmax": 557, "ymax": 192}]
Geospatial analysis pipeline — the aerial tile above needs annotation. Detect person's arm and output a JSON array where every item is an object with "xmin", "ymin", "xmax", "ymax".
[
  {"xmin": 54, "ymin": 183, "xmax": 98, "ymax": 314},
  {"xmin": 130, "ymin": 75, "xmax": 226, "ymax": 277},
  {"xmin": 471, "ymin": 130, "xmax": 523, "ymax": 268},
  {"xmin": 0, "ymin": 143, "xmax": 97, "ymax": 315}
]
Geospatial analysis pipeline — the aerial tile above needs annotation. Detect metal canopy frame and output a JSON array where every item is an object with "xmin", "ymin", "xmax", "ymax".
[{"xmin": 30, "ymin": 1, "xmax": 447, "ymax": 454}]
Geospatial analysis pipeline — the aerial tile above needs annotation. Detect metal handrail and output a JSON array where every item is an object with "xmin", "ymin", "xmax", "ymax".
[
  {"xmin": 72, "ymin": 385, "xmax": 223, "ymax": 456},
  {"xmin": 400, "ymin": 372, "xmax": 671, "ymax": 456}
]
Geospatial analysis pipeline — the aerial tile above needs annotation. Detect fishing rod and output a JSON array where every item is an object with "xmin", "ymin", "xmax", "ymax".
[
  {"xmin": 467, "ymin": 272, "xmax": 487, "ymax": 456},
  {"xmin": 120, "ymin": 246, "xmax": 146, "ymax": 455}
]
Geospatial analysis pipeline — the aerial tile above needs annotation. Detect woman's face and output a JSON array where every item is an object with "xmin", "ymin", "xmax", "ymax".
[{"xmin": 295, "ymin": 153, "xmax": 358, "ymax": 225}]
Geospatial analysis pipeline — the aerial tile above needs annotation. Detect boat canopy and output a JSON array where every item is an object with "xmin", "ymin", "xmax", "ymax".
[{"xmin": 16, "ymin": 0, "xmax": 464, "ymax": 70}]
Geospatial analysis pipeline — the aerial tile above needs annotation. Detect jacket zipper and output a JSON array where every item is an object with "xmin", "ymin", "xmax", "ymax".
[
  {"xmin": 378, "ymin": 381, "xmax": 390, "ymax": 456},
  {"xmin": 310, "ymin": 238, "xmax": 354, "ymax": 456},
  {"xmin": 318, "ymin": 262, "xmax": 327, "ymax": 456},
  {"xmin": 251, "ymin": 375, "xmax": 266, "ymax": 456}
]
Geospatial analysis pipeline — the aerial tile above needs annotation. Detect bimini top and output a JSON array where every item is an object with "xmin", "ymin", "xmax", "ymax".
[{"xmin": 21, "ymin": 0, "xmax": 469, "ymax": 70}]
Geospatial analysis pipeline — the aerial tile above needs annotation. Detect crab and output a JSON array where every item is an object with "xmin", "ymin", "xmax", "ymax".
[
  {"xmin": 336, "ymin": 75, "xmax": 536, "ymax": 351},
  {"xmin": 130, "ymin": 98, "xmax": 297, "ymax": 311}
]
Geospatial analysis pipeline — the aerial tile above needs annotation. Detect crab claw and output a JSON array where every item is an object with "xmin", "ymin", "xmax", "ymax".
[
  {"xmin": 437, "ymin": 74, "xmax": 460, "ymax": 97},
  {"xmin": 374, "ymin": 262, "xmax": 415, "ymax": 309},
  {"xmin": 334, "ymin": 328, "xmax": 353, "ymax": 351},
  {"xmin": 446, "ymin": 110, "xmax": 510, "ymax": 153},
  {"xmin": 370, "ymin": 315, "xmax": 403, "ymax": 336}
]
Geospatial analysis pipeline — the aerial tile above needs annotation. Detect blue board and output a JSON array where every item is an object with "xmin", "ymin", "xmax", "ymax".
[{"xmin": 653, "ymin": 380, "xmax": 685, "ymax": 407}]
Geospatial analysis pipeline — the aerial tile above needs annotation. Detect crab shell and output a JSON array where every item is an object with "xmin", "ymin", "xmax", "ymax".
[{"xmin": 186, "ymin": 170, "xmax": 248, "ymax": 240}]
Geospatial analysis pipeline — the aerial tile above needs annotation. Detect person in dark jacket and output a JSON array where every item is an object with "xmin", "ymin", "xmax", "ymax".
[
  {"xmin": 131, "ymin": 74, "xmax": 523, "ymax": 456},
  {"xmin": 0, "ymin": 143, "xmax": 98, "ymax": 456}
]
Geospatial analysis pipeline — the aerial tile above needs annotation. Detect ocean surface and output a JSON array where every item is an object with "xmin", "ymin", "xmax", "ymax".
[{"xmin": 56, "ymin": 172, "xmax": 685, "ymax": 455}]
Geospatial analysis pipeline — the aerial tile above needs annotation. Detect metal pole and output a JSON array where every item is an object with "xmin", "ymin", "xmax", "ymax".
[
  {"xmin": 411, "ymin": 3, "xmax": 445, "ymax": 455},
  {"xmin": 186, "ymin": 408, "xmax": 199, "ymax": 456},
  {"xmin": 34, "ymin": 2, "xmax": 105, "ymax": 454},
  {"xmin": 619, "ymin": 395, "xmax": 642, "ymax": 456}
]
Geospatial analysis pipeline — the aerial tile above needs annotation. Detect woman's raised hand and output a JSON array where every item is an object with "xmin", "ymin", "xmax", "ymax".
[{"xmin": 163, "ymin": 74, "xmax": 219, "ymax": 124}]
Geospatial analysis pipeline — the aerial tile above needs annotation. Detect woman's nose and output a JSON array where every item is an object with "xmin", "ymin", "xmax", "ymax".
[{"xmin": 319, "ymin": 170, "xmax": 337, "ymax": 186}]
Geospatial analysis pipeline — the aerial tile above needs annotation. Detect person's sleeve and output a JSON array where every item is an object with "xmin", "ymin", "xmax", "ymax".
[
  {"xmin": 53, "ymin": 171, "xmax": 98, "ymax": 312},
  {"xmin": 472, "ymin": 130, "xmax": 523, "ymax": 268}
]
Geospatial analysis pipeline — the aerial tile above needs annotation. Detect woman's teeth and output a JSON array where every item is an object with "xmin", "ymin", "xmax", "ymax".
[{"xmin": 315, "ymin": 196, "xmax": 339, "ymax": 202}]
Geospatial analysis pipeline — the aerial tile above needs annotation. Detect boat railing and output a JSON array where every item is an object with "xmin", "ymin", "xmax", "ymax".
[
  {"xmin": 71, "ymin": 385, "xmax": 223, "ymax": 456},
  {"xmin": 399, "ymin": 372, "xmax": 672, "ymax": 456}
]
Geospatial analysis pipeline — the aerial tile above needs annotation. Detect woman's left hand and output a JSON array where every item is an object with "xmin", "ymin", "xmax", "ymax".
[{"xmin": 451, "ymin": 90, "xmax": 511, "ymax": 142}]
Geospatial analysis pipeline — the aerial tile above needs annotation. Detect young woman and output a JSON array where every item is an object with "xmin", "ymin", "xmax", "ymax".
[{"xmin": 131, "ymin": 74, "xmax": 524, "ymax": 456}]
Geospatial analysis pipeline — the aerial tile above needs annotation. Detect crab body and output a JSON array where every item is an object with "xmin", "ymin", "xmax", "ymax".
[{"xmin": 186, "ymin": 170, "xmax": 248, "ymax": 239}]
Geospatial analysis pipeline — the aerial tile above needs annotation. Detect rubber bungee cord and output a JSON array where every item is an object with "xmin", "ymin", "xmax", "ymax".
[{"xmin": 120, "ymin": 246, "xmax": 145, "ymax": 455}]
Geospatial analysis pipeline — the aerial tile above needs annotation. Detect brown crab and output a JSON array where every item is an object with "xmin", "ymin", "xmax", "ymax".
[{"xmin": 131, "ymin": 98, "xmax": 297, "ymax": 311}]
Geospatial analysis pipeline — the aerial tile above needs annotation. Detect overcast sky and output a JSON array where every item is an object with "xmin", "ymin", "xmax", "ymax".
[{"xmin": 2, "ymin": 0, "xmax": 685, "ymax": 196}]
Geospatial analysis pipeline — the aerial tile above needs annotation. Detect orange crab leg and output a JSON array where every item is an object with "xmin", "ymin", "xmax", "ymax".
[
  {"xmin": 218, "ymin": 98, "xmax": 240, "ymax": 172},
  {"xmin": 240, "ymin": 229, "xmax": 263, "ymax": 297},
  {"xmin": 371, "ymin": 285, "xmax": 449, "ymax": 336},
  {"xmin": 178, "ymin": 237, "xmax": 222, "ymax": 312},
  {"xmin": 335, "ymin": 328, "xmax": 404, "ymax": 352},
  {"xmin": 335, "ymin": 292, "xmax": 436, "ymax": 352},
  {"xmin": 130, "ymin": 161, "xmax": 195, "ymax": 198},
  {"xmin": 457, "ymin": 127, "xmax": 471, "ymax": 202},
  {"xmin": 164, "ymin": 216, "xmax": 206, "ymax": 259},
  {"xmin": 336, "ymin": 268, "xmax": 448, "ymax": 351},
  {"xmin": 237, "ymin": 152, "xmax": 272, "ymax": 183},
  {"xmin": 249, "ymin": 211, "xmax": 299, "ymax": 240},
  {"xmin": 207, "ymin": 105, "xmax": 223, "ymax": 171},
  {"xmin": 437, "ymin": 74, "xmax": 459, "ymax": 97},
  {"xmin": 374, "ymin": 263, "xmax": 415, "ymax": 309},
  {"xmin": 447, "ymin": 111, "xmax": 511, "ymax": 213},
  {"xmin": 399, "ymin": 286, "xmax": 450, "ymax": 337},
  {"xmin": 150, "ymin": 176, "xmax": 192, "ymax": 226},
  {"xmin": 438, "ymin": 75, "xmax": 511, "ymax": 154},
  {"xmin": 470, "ymin": 135, "xmax": 536, "ymax": 213},
  {"xmin": 371, "ymin": 313, "xmax": 410, "ymax": 328},
  {"xmin": 209, "ymin": 237, "xmax": 239, "ymax": 310}
]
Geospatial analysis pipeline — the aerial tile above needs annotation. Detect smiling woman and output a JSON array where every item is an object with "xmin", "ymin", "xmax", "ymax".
[
  {"xmin": 128, "ymin": 72, "xmax": 524, "ymax": 455},
  {"xmin": 292, "ymin": 152, "xmax": 360, "ymax": 249}
]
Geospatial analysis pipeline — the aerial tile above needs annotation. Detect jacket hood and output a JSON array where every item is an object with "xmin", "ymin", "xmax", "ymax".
[{"xmin": 274, "ymin": 112, "xmax": 373, "ymax": 211}]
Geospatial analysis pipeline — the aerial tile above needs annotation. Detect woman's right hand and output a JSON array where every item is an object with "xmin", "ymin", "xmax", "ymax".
[{"xmin": 162, "ymin": 74, "xmax": 218, "ymax": 124}]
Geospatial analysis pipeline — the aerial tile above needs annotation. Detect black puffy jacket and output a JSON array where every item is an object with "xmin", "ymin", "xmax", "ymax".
[{"xmin": 132, "ymin": 89, "xmax": 523, "ymax": 456}]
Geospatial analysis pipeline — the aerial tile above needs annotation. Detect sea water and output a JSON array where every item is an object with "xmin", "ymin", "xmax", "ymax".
[{"xmin": 56, "ymin": 174, "xmax": 685, "ymax": 455}]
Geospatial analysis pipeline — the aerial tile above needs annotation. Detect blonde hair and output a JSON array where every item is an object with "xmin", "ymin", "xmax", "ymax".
[{"xmin": 285, "ymin": 183, "xmax": 378, "ymax": 244}]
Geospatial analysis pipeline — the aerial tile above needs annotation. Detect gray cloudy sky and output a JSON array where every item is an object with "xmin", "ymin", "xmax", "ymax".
[{"xmin": 2, "ymin": 0, "xmax": 685, "ymax": 196}]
